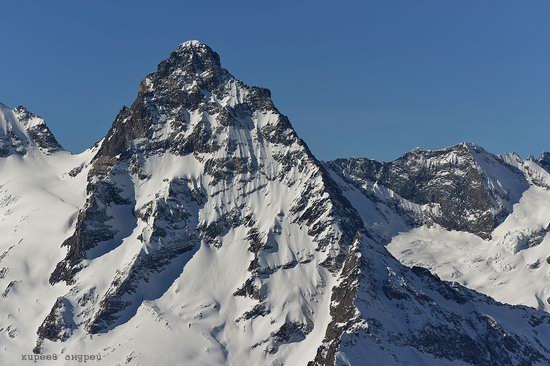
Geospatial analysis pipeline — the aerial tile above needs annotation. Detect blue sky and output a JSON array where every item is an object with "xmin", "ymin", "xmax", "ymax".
[{"xmin": 1, "ymin": 1, "xmax": 550, "ymax": 161}]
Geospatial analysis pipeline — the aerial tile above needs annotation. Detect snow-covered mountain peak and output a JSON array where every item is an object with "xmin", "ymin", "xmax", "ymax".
[
  {"xmin": 332, "ymin": 145, "xmax": 550, "ymax": 319},
  {"xmin": 0, "ymin": 103, "xmax": 63, "ymax": 156},
  {"xmin": 329, "ymin": 142, "xmax": 529, "ymax": 238},
  {"xmin": 459, "ymin": 140, "xmax": 481, "ymax": 149},
  {"xmin": 153, "ymin": 39, "xmax": 227, "ymax": 84},
  {"xmin": 171, "ymin": 39, "xmax": 223, "ymax": 73},
  {"xmin": 41, "ymin": 41, "xmax": 365, "ymax": 365},
  {"xmin": 13, "ymin": 105, "xmax": 47, "ymax": 128},
  {"xmin": 533, "ymin": 151, "xmax": 550, "ymax": 172},
  {"xmin": 176, "ymin": 39, "xmax": 215, "ymax": 53},
  {"xmin": 96, "ymin": 40, "xmax": 280, "ymax": 162}
]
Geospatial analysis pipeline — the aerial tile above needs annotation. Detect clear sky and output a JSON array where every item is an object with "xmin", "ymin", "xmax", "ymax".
[{"xmin": 1, "ymin": 1, "xmax": 550, "ymax": 161}]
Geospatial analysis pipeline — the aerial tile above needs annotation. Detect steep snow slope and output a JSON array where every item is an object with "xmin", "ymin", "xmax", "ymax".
[
  {"xmin": 3, "ymin": 43, "xmax": 550, "ymax": 366},
  {"xmin": 0, "ymin": 105, "xmax": 95, "ymax": 359},
  {"xmin": 336, "ymin": 236, "xmax": 550, "ymax": 366},
  {"xmin": 30, "ymin": 41, "xmax": 363, "ymax": 366}
]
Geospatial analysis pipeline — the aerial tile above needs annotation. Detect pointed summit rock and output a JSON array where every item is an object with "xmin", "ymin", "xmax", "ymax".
[{"xmin": 0, "ymin": 103, "xmax": 63, "ymax": 156}]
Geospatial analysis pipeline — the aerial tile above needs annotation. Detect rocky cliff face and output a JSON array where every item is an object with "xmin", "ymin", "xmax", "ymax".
[
  {"xmin": 1, "ymin": 42, "xmax": 550, "ymax": 365},
  {"xmin": 328, "ymin": 143, "xmax": 529, "ymax": 239},
  {"xmin": 40, "ymin": 41, "xmax": 363, "ymax": 364}
]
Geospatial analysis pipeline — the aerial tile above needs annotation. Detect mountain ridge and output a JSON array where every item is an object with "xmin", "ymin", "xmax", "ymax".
[{"xmin": 0, "ymin": 103, "xmax": 63, "ymax": 157}]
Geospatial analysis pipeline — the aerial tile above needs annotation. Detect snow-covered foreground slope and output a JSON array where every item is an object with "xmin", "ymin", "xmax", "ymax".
[
  {"xmin": 0, "ymin": 105, "xmax": 96, "ymax": 361},
  {"xmin": 330, "ymin": 145, "xmax": 550, "ymax": 314},
  {"xmin": 337, "ymin": 236, "xmax": 550, "ymax": 366},
  {"xmin": 3, "ymin": 43, "xmax": 550, "ymax": 365}
]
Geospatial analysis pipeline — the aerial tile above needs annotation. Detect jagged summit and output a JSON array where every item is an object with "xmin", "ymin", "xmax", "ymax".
[
  {"xmin": 405, "ymin": 141, "xmax": 483, "ymax": 157},
  {"xmin": 146, "ymin": 39, "xmax": 227, "ymax": 90},
  {"xmin": 0, "ymin": 103, "xmax": 63, "ymax": 156},
  {"xmin": 169, "ymin": 40, "xmax": 225, "ymax": 76},
  {"xmin": 178, "ymin": 39, "xmax": 205, "ymax": 47},
  {"xmin": 96, "ymin": 40, "xmax": 277, "ymax": 161}
]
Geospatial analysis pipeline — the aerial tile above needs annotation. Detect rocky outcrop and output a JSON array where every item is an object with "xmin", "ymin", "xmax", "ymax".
[
  {"xmin": 309, "ymin": 234, "xmax": 362, "ymax": 366},
  {"xmin": 12, "ymin": 106, "xmax": 63, "ymax": 153},
  {"xmin": 535, "ymin": 152, "xmax": 550, "ymax": 173},
  {"xmin": 34, "ymin": 297, "xmax": 76, "ymax": 353},
  {"xmin": 49, "ymin": 169, "xmax": 135, "ymax": 285}
]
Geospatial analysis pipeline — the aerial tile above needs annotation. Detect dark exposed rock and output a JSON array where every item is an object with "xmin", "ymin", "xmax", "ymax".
[
  {"xmin": 411, "ymin": 266, "xmax": 471, "ymax": 304},
  {"xmin": 233, "ymin": 278, "xmax": 262, "ymax": 300},
  {"xmin": 309, "ymin": 234, "xmax": 362, "ymax": 366},
  {"xmin": 35, "ymin": 297, "xmax": 76, "ymax": 353},
  {"xmin": 50, "ymin": 177, "xmax": 134, "ymax": 285},
  {"xmin": 404, "ymin": 313, "xmax": 545, "ymax": 366},
  {"xmin": 260, "ymin": 115, "xmax": 296, "ymax": 146},
  {"xmin": 383, "ymin": 280, "xmax": 411, "ymax": 301},
  {"xmin": 524, "ymin": 224, "xmax": 550, "ymax": 249},
  {"xmin": 0, "ymin": 104, "xmax": 62, "ymax": 157},
  {"xmin": 535, "ymin": 152, "xmax": 550, "ymax": 173},
  {"xmin": 204, "ymin": 157, "xmax": 258, "ymax": 185},
  {"xmin": 68, "ymin": 163, "xmax": 86, "ymax": 177},
  {"xmin": 262, "ymin": 322, "xmax": 312, "ymax": 354},
  {"xmin": 85, "ymin": 176, "xmax": 203, "ymax": 334},
  {"xmin": 12, "ymin": 106, "xmax": 63, "ymax": 153},
  {"xmin": 273, "ymin": 321, "xmax": 311, "ymax": 345},
  {"xmin": 2, "ymin": 280, "xmax": 19, "ymax": 298},
  {"xmin": 328, "ymin": 143, "xmax": 529, "ymax": 239},
  {"xmin": 528, "ymin": 259, "xmax": 541, "ymax": 270},
  {"xmin": 239, "ymin": 303, "xmax": 270, "ymax": 321}
]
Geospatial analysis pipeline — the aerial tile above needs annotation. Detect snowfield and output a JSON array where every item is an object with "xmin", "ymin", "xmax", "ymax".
[{"xmin": 388, "ymin": 182, "xmax": 550, "ymax": 312}]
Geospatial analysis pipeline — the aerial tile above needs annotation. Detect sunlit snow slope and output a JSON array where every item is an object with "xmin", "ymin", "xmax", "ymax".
[{"xmin": 0, "ymin": 105, "xmax": 95, "ymax": 360}]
